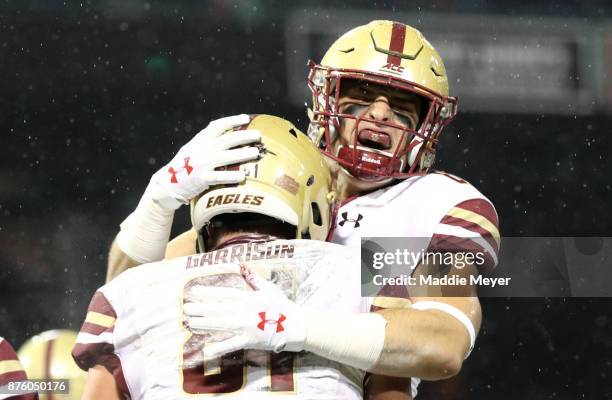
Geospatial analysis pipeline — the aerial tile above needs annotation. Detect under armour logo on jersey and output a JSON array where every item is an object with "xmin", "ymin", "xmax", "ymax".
[
  {"xmin": 338, "ymin": 212, "xmax": 363, "ymax": 228},
  {"xmin": 168, "ymin": 157, "xmax": 194, "ymax": 183},
  {"xmin": 257, "ymin": 312, "xmax": 286, "ymax": 333}
]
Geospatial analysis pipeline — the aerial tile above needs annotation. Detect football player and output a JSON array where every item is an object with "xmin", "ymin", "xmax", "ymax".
[
  {"xmin": 200, "ymin": 19, "xmax": 499, "ymax": 386},
  {"xmin": 73, "ymin": 115, "xmax": 407, "ymax": 399},
  {"xmin": 17, "ymin": 330, "xmax": 87, "ymax": 400},
  {"xmin": 0, "ymin": 337, "xmax": 37, "ymax": 399},
  {"xmin": 106, "ymin": 20, "xmax": 499, "ymax": 397}
]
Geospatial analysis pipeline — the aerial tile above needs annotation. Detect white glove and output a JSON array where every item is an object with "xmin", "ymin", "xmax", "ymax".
[
  {"xmin": 116, "ymin": 114, "xmax": 260, "ymax": 263},
  {"xmin": 184, "ymin": 264, "xmax": 306, "ymax": 359},
  {"xmin": 148, "ymin": 113, "xmax": 261, "ymax": 210}
]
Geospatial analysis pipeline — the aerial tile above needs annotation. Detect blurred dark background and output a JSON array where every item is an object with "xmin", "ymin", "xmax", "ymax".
[{"xmin": 1, "ymin": 1, "xmax": 611, "ymax": 399}]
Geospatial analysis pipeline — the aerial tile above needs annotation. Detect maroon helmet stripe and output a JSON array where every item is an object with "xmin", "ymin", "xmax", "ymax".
[
  {"xmin": 45, "ymin": 338, "xmax": 55, "ymax": 400},
  {"xmin": 387, "ymin": 22, "xmax": 406, "ymax": 66}
]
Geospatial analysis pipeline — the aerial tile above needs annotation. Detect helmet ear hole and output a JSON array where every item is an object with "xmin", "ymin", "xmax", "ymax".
[{"xmin": 311, "ymin": 202, "xmax": 323, "ymax": 226}]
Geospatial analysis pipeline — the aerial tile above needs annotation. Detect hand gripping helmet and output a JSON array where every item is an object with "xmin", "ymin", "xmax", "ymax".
[
  {"xmin": 191, "ymin": 114, "xmax": 334, "ymax": 252},
  {"xmin": 307, "ymin": 20, "xmax": 457, "ymax": 181},
  {"xmin": 17, "ymin": 330, "xmax": 87, "ymax": 400}
]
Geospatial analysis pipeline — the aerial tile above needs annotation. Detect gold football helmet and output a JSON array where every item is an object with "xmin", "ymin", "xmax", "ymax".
[
  {"xmin": 308, "ymin": 20, "xmax": 457, "ymax": 180},
  {"xmin": 17, "ymin": 330, "xmax": 87, "ymax": 400},
  {"xmin": 191, "ymin": 114, "xmax": 334, "ymax": 251}
]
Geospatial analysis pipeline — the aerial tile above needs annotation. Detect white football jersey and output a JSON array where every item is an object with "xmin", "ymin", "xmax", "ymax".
[
  {"xmin": 73, "ymin": 240, "xmax": 374, "ymax": 400},
  {"xmin": 325, "ymin": 172, "xmax": 499, "ymax": 399},
  {"xmin": 330, "ymin": 171, "xmax": 500, "ymax": 273}
]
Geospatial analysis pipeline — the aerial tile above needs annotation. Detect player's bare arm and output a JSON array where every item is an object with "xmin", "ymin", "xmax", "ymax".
[
  {"xmin": 365, "ymin": 374, "xmax": 413, "ymax": 400},
  {"xmin": 185, "ymin": 258, "xmax": 480, "ymax": 382},
  {"xmin": 81, "ymin": 365, "xmax": 121, "ymax": 400},
  {"xmin": 106, "ymin": 239, "xmax": 141, "ymax": 282},
  {"xmin": 164, "ymin": 228, "xmax": 198, "ymax": 258},
  {"xmin": 372, "ymin": 260, "xmax": 481, "ymax": 380}
]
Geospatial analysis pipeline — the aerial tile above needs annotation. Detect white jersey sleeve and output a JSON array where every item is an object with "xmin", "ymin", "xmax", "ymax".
[
  {"xmin": 71, "ymin": 279, "xmax": 130, "ymax": 397},
  {"xmin": 330, "ymin": 171, "xmax": 500, "ymax": 273}
]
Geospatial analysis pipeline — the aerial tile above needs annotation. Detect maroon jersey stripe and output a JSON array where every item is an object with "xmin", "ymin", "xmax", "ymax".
[
  {"xmin": 0, "ymin": 339, "xmax": 28, "ymax": 387},
  {"xmin": 370, "ymin": 283, "xmax": 410, "ymax": 312},
  {"xmin": 438, "ymin": 215, "xmax": 499, "ymax": 252},
  {"xmin": 80, "ymin": 321, "xmax": 115, "ymax": 336},
  {"xmin": 387, "ymin": 22, "xmax": 406, "ymax": 66},
  {"xmin": 0, "ymin": 339, "xmax": 20, "ymax": 361},
  {"xmin": 72, "ymin": 342, "xmax": 112, "ymax": 370},
  {"xmin": 105, "ymin": 354, "xmax": 129, "ymax": 398},
  {"xmin": 429, "ymin": 233, "xmax": 496, "ymax": 273},
  {"xmin": 0, "ymin": 370, "xmax": 28, "ymax": 385},
  {"xmin": 71, "ymin": 347, "xmax": 128, "ymax": 397},
  {"xmin": 454, "ymin": 199, "xmax": 499, "ymax": 227},
  {"xmin": 77, "ymin": 290, "xmax": 116, "ymax": 335},
  {"xmin": 89, "ymin": 291, "xmax": 117, "ymax": 319},
  {"xmin": 430, "ymin": 232, "xmax": 494, "ymax": 255}
]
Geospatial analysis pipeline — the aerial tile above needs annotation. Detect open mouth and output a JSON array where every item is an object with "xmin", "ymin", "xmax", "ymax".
[{"xmin": 357, "ymin": 129, "xmax": 391, "ymax": 151}]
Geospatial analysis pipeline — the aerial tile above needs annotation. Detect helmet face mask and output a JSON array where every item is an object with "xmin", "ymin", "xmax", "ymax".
[
  {"xmin": 191, "ymin": 115, "xmax": 334, "ymax": 252},
  {"xmin": 307, "ymin": 20, "xmax": 458, "ymax": 181}
]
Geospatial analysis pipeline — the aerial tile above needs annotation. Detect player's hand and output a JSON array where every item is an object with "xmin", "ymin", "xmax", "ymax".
[
  {"xmin": 184, "ymin": 264, "xmax": 306, "ymax": 359},
  {"xmin": 148, "ymin": 114, "xmax": 261, "ymax": 210}
]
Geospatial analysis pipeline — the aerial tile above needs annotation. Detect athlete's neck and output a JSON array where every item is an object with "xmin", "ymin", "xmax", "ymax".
[{"xmin": 335, "ymin": 168, "xmax": 392, "ymax": 200}]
